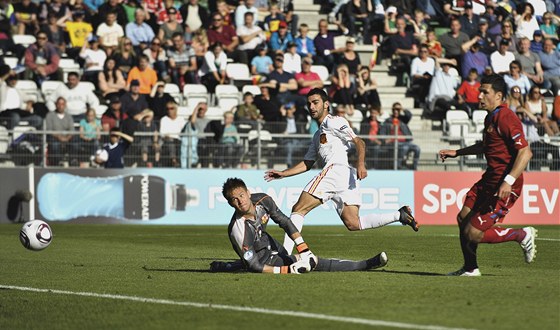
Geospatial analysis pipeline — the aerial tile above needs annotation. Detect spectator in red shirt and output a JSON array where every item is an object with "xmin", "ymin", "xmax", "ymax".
[
  {"xmin": 294, "ymin": 57, "xmax": 323, "ymax": 96},
  {"xmin": 207, "ymin": 12, "xmax": 248, "ymax": 64},
  {"xmin": 457, "ymin": 68, "xmax": 481, "ymax": 116}
]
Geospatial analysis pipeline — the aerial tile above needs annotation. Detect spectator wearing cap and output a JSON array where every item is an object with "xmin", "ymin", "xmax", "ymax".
[
  {"xmin": 295, "ymin": 57, "xmax": 323, "ymax": 96},
  {"xmin": 260, "ymin": 54, "xmax": 306, "ymax": 120},
  {"xmin": 101, "ymin": 95, "xmax": 128, "ymax": 133},
  {"xmin": 461, "ymin": 39, "xmax": 489, "ymax": 79},
  {"xmin": 458, "ymin": 0, "xmax": 480, "ymax": 38},
  {"xmin": 383, "ymin": 6, "xmax": 398, "ymax": 35},
  {"xmin": 120, "ymin": 79, "xmax": 149, "ymax": 118},
  {"xmin": 530, "ymin": 30, "xmax": 544, "ymax": 53},
  {"xmin": 474, "ymin": 18, "xmax": 496, "ymax": 55},
  {"xmin": 126, "ymin": 55, "xmax": 158, "ymax": 95},
  {"xmin": 126, "ymin": 8, "xmax": 155, "ymax": 52},
  {"xmin": 23, "ymin": 31, "xmax": 61, "ymax": 85},
  {"xmin": 283, "ymin": 41, "xmax": 301, "ymax": 74},
  {"xmin": 236, "ymin": 11, "xmax": 266, "ymax": 60},
  {"xmin": 515, "ymin": 3, "xmax": 540, "ymax": 41},
  {"xmin": 491, "ymin": 38, "xmax": 515, "ymax": 74},
  {"xmin": 295, "ymin": 23, "xmax": 315, "ymax": 59},
  {"xmin": 234, "ymin": 0, "xmax": 258, "ymax": 28},
  {"xmin": 63, "ymin": 10, "xmax": 93, "ymax": 56},
  {"xmin": 269, "ymin": 20, "xmax": 294, "ymax": 53},
  {"xmin": 251, "ymin": 45, "xmax": 273, "ymax": 75},
  {"xmin": 313, "ymin": 18, "xmax": 349, "ymax": 73},
  {"xmin": 46, "ymin": 72, "xmax": 100, "ymax": 122},
  {"xmin": 207, "ymin": 12, "xmax": 248, "ymax": 64},
  {"xmin": 515, "ymin": 37, "xmax": 544, "ymax": 86},
  {"xmin": 96, "ymin": 11, "xmax": 125, "ymax": 56}
]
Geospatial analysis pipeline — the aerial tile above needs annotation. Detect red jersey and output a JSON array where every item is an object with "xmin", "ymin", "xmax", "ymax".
[
  {"xmin": 208, "ymin": 25, "xmax": 237, "ymax": 47},
  {"xmin": 481, "ymin": 104, "xmax": 528, "ymax": 187},
  {"xmin": 457, "ymin": 80, "xmax": 480, "ymax": 103}
]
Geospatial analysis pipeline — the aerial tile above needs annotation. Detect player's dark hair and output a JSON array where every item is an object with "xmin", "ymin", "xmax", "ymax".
[
  {"xmin": 222, "ymin": 178, "xmax": 247, "ymax": 200},
  {"xmin": 307, "ymin": 88, "xmax": 328, "ymax": 103},
  {"xmin": 481, "ymin": 74, "xmax": 507, "ymax": 100}
]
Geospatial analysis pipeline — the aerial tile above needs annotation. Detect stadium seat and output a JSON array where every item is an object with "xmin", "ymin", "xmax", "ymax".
[
  {"xmin": 41, "ymin": 81, "xmax": 63, "ymax": 100},
  {"xmin": 215, "ymin": 84, "xmax": 240, "ymax": 109},
  {"xmin": 15, "ymin": 80, "xmax": 39, "ymax": 103},
  {"xmin": 177, "ymin": 106, "xmax": 192, "ymax": 118},
  {"xmin": 345, "ymin": 111, "xmax": 363, "ymax": 132},
  {"xmin": 244, "ymin": 129, "xmax": 278, "ymax": 167},
  {"xmin": 183, "ymin": 84, "xmax": 209, "ymax": 108},
  {"xmin": 58, "ymin": 59, "xmax": 81, "ymax": 81},
  {"xmin": 226, "ymin": 63, "xmax": 251, "ymax": 81},
  {"xmin": 242, "ymin": 85, "xmax": 261, "ymax": 96},
  {"xmin": 12, "ymin": 34, "xmax": 36, "ymax": 47},
  {"xmin": 164, "ymin": 83, "xmax": 183, "ymax": 105},
  {"xmin": 0, "ymin": 126, "xmax": 9, "ymax": 154},
  {"xmin": 3, "ymin": 57, "xmax": 19, "ymax": 69},
  {"xmin": 446, "ymin": 110, "xmax": 470, "ymax": 140},
  {"xmin": 12, "ymin": 125, "xmax": 36, "ymax": 141},
  {"xmin": 471, "ymin": 110, "xmax": 486, "ymax": 133},
  {"xmin": 310, "ymin": 65, "xmax": 331, "ymax": 86},
  {"xmin": 205, "ymin": 106, "xmax": 226, "ymax": 120}
]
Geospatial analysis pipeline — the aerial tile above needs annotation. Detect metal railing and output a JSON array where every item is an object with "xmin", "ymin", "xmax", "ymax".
[{"xmin": 0, "ymin": 123, "xmax": 558, "ymax": 171}]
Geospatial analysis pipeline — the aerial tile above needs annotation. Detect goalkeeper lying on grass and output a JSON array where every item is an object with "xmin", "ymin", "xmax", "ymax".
[{"xmin": 210, "ymin": 177, "xmax": 388, "ymax": 274}]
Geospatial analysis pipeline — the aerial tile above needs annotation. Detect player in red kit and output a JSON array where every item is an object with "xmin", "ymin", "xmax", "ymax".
[{"xmin": 439, "ymin": 74, "xmax": 536, "ymax": 276}]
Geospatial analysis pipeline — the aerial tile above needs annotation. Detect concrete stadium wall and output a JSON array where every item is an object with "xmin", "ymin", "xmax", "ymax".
[{"xmin": 0, "ymin": 168, "xmax": 558, "ymax": 225}]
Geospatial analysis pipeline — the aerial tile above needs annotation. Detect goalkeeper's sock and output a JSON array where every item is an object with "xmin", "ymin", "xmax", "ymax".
[
  {"xmin": 358, "ymin": 211, "xmax": 400, "ymax": 230},
  {"xmin": 480, "ymin": 227, "xmax": 525, "ymax": 243},
  {"xmin": 283, "ymin": 213, "xmax": 304, "ymax": 253},
  {"xmin": 314, "ymin": 257, "xmax": 369, "ymax": 272}
]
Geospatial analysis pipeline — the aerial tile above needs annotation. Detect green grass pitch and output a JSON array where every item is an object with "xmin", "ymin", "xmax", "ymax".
[{"xmin": 0, "ymin": 224, "xmax": 558, "ymax": 330}]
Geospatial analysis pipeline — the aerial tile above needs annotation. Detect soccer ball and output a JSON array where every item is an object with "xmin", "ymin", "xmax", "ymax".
[
  {"xmin": 95, "ymin": 149, "xmax": 109, "ymax": 163},
  {"xmin": 19, "ymin": 220, "xmax": 52, "ymax": 251}
]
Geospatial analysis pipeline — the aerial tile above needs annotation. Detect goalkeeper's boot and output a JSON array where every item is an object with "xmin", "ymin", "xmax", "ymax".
[
  {"xmin": 520, "ymin": 227, "xmax": 537, "ymax": 263},
  {"xmin": 367, "ymin": 251, "xmax": 388, "ymax": 270},
  {"xmin": 447, "ymin": 267, "xmax": 481, "ymax": 277},
  {"xmin": 398, "ymin": 206, "xmax": 419, "ymax": 232}
]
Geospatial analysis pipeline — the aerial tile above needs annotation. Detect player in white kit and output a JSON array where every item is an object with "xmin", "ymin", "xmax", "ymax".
[{"xmin": 265, "ymin": 88, "xmax": 419, "ymax": 252}]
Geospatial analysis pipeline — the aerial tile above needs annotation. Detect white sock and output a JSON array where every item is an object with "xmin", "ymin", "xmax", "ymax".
[
  {"xmin": 283, "ymin": 213, "xmax": 304, "ymax": 253},
  {"xmin": 358, "ymin": 211, "xmax": 400, "ymax": 230}
]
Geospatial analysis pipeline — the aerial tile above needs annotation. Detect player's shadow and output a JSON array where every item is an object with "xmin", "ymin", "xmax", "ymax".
[
  {"xmin": 378, "ymin": 270, "xmax": 444, "ymax": 276},
  {"xmin": 142, "ymin": 265, "xmax": 210, "ymax": 273},
  {"xmin": 158, "ymin": 257, "xmax": 219, "ymax": 261}
]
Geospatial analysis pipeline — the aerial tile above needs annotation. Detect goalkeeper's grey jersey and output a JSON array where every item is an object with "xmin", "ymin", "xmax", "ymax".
[{"xmin": 228, "ymin": 193, "xmax": 298, "ymax": 272}]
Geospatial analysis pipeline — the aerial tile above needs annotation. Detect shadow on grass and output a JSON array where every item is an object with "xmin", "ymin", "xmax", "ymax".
[
  {"xmin": 378, "ymin": 270, "xmax": 444, "ymax": 276},
  {"xmin": 142, "ymin": 265, "xmax": 210, "ymax": 273}
]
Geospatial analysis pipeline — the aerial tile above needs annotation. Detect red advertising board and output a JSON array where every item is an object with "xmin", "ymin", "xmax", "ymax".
[{"xmin": 414, "ymin": 172, "xmax": 560, "ymax": 225}]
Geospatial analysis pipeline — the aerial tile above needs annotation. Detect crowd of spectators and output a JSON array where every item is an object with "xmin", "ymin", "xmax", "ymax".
[{"xmin": 0, "ymin": 0, "xmax": 559, "ymax": 169}]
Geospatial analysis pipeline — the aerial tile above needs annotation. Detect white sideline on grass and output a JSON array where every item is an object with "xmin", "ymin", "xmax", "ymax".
[{"xmin": 0, "ymin": 284, "xmax": 475, "ymax": 330}]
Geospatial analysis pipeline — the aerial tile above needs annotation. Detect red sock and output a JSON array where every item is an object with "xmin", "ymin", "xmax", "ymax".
[{"xmin": 480, "ymin": 227, "xmax": 526, "ymax": 244}]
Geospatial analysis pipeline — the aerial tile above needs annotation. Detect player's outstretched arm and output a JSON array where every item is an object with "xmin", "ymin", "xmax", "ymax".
[
  {"xmin": 264, "ymin": 160, "xmax": 314, "ymax": 181},
  {"xmin": 439, "ymin": 141, "xmax": 484, "ymax": 162}
]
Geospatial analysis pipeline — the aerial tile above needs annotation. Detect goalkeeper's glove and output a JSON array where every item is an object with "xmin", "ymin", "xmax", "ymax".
[
  {"xmin": 295, "ymin": 239, "xmax": 318, "ymax": 270},
  {"xmin": 288, "ymin": 258, "xmax": 312, "ymax": 274}
]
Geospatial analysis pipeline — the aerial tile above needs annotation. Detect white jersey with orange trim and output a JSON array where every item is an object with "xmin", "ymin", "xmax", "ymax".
[{"xmin": 304, "ymin": 114, "xmax": 357, "ymax": 168}]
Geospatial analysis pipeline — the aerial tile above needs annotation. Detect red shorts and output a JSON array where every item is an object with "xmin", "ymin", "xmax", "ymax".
[{"xmin": 463, "ymin": 181, "xmax": 522, "ymax": 231}]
